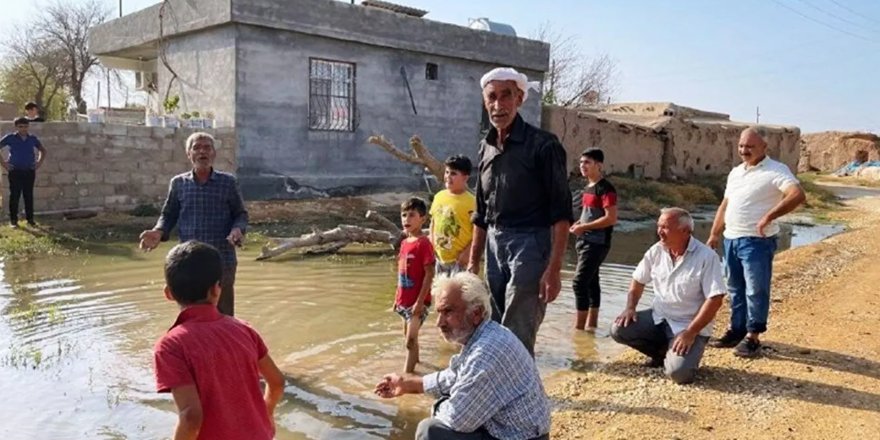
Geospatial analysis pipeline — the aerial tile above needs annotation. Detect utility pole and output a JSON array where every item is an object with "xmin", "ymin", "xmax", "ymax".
[
  {"xmin": 756, "ymin": 106, "xmax": 760, "ymax": 124},
  {"xmin": 119, "ymin": 0, "xmax": 123, "ymax": 17}
]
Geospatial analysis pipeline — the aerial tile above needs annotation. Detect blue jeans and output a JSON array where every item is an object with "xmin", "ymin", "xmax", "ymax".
[
  {"xmin": 723, "ymin": 236, "xmax": 778, "ymax": 335},
  {"xmin": 486, "ymin": 226, "xmax": 551, "ymax": 355}
]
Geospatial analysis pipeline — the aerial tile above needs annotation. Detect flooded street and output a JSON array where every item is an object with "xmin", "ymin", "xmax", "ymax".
[{"xmin": 0, "ymin": 221, "xmax": 836, "ymax": 439}]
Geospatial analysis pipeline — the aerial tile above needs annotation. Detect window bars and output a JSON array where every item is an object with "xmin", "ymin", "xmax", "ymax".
[{"xmin": 309, "ymin": 59, "xmax": 357, "ymax": 132}]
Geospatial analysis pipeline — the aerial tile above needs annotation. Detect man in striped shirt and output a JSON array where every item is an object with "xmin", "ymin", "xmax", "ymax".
[
  {"xmin": 375, "ymin": 272, "xmax": 550, "ymax": 440},
  {"xmin": 139, "ymin": 132, "xmax": 248, "ymax": 316}
]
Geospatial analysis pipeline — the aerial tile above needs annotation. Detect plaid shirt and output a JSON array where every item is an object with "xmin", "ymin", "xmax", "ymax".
[
  {"xmin": 422, "ymin": 320, "xmax": 551, "ymax": 439},
  {"xmin": 155, "ymin": 169, "xmax": 248, "ymax": 267}
]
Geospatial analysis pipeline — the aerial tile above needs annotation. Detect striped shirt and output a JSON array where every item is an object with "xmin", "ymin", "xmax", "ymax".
[
  {"xmin": 422, "ymin": 319, "xmax": 550, "ymax": 439},
  {"xmin": 155, "ymin": 169, "xmax": 248, "ymax": 267}
]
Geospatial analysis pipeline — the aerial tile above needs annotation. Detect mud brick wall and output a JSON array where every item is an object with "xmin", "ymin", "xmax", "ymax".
[{"xmin": 0, "ymin": 122, "xmax": 237, "ymax": 214}]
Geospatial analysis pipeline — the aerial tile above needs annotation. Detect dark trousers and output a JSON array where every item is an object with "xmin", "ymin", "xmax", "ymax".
[
  {"xmin": 218, "ymin": 265, "xmax": 236, "ymax": 316},
  {"xmin": 572, "ymin": 242, "xmax": 610, "ymax": 310},
  {"xmin": 486, "ymin": 226, "xmax": 551, "ymax": 356},
  {"xmin": 7, "ymin": 169, "xmax": 36, "ymax": 223}
]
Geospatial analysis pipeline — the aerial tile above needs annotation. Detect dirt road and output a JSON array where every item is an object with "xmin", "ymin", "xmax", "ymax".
[{"xmin": 549, "ymin": 192, "xmax": 880, "ymax": 440}]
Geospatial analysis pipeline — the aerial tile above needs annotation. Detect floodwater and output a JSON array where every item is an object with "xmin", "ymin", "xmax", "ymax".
[{"xmin": 0, "ymin": 220, "xmax": 839, "ymax": 440}]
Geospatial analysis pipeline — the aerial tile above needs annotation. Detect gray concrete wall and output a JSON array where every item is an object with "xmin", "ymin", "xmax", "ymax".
[
  {"xmin": 234, "ymin": 24, "xmax": 543, "ymax": 199},
  {"xmin": 157, "ymin": 25, "xmax": 237, "ymax": 127},
  {"xmin": 90, "ymin": 0, "xmax": 547, "ymax": 73},
  {"xmin": 0, "ymin": 123, "xmax": 236, "ymax": 214}
]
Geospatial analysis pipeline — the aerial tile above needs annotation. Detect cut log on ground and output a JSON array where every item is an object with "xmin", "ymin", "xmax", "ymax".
[{"xmin": 257, "ymin": 224, "xmax": 396, "ymax": 260}]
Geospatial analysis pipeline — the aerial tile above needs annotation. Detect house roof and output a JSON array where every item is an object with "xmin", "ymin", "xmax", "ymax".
[{"xmin": 89, "ymin": 0, "xmax": 548, "ymax": 73}]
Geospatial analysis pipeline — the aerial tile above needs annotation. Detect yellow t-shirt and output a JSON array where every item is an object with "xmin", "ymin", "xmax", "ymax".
[{"xmin": 430, "ymin": 189, "xmax": 476, "ymax": 264}]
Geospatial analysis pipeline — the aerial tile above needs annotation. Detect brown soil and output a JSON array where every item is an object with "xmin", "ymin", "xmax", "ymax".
[{"xmin": 548, "ymin": 195, "xmax": 880, "ymax": 439}]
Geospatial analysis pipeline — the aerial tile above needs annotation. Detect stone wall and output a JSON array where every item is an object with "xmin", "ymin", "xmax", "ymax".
[
  {"xmin": 0, "ymin": 123, "xmax": 237, "ymax": 214},
  {"xmin": 544, "ymin": 105, "xmax": 801, "ymax": 179},
  {"xmin": 799, "ymin": 131, "xmax": 880, "ymax": 173},
  {"xmin": 542, "ymin": 106, "xmax": 666, "ymax": 178}
]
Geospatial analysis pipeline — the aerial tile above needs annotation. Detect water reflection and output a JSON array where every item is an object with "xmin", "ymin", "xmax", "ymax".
[{"xmin": 0, "ymin": 219, "xmax": 842, "ymax": 439}]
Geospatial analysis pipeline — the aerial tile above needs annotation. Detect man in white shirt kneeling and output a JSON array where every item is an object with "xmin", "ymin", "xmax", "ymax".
[{"xmin": 611, "ymin": 207, "xmax": 726, "ymax": 384}]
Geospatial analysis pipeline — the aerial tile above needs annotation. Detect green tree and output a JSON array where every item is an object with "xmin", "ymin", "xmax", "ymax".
[{"xmin": 0, "ymin": 61, "xmax": 70, "ymax": 121}]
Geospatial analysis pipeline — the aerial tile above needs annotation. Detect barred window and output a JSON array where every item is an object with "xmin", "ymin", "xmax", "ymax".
[{"xmin": 309, "ymin": 59, "xmax": 356, "ymax": 131}]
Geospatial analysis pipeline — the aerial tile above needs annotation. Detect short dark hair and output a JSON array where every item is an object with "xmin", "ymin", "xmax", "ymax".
[
  {"xmin": 581, "ymin": 148, "xmax": 605, "ymax": 163},
  {"xmin": 164, "ymin": 241, "xmax": 223, "ymax": 305},
  {"xmin": 400, "ymin": 197, "xmax": 428, "ymax": 216},
  {"xmin": 444, "ymin": 155, "xmax": 473, "ymax": 175},
  {"xmin": 24, "ymin": 102, "xmax": 39, "ymax": 111},
  {"xmin": 13, "ymin": 117, "xmax": 30, "ymax": 126}
]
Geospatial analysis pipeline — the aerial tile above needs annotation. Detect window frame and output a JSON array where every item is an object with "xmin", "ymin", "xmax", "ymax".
[{"xmin": 308, "ymin": 58, "xmax": 358, "ymax": 132}]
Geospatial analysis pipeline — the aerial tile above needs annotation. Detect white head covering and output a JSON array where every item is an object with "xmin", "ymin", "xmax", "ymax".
[{"xmin": 479, "ymin": 67, "xmax": 541, "ymax": 102}]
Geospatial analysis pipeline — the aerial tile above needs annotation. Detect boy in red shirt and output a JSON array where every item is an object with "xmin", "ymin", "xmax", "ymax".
[
  {"xmin": 153, "ymin": 241, "xmax": 285, "ymax": 440},
  {"xmin": 395, "ymin": 197, "xmax": 436, "ymax": 373}
]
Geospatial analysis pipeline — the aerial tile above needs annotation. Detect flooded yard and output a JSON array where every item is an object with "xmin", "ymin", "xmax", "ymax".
[{"xmin": 0, "ymin": 220, "xmax": 838, "ymax": 439}]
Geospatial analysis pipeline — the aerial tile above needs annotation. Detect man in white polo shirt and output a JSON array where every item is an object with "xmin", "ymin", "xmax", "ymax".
[
  {"xmin": 707, "ymin": 127, "xmax": 805, "ymax": 357},
  {"xmin": 611, "ymin": 207, "xmax": 726, "ymax": 384}
]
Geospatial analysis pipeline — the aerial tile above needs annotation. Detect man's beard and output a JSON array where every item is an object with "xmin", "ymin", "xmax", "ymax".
[{"xmin": 441, "ymin": 321, "xmax": 477, "ymax": 345}]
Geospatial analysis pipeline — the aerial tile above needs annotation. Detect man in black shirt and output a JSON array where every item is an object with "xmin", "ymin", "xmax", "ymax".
[{"xmin": 467, "ymin": 67, "xmax": 573, "ymax": 355}]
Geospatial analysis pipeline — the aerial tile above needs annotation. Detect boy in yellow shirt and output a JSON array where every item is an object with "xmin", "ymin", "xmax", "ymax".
[{"xmin": 430, "ymin": 155, "xmax": 476, "ymax": 276}]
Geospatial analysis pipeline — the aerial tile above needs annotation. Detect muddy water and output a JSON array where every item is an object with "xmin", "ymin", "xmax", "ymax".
[{"xmin": 0, "ymin": 222, "xmax": 835, "ymax": 440}]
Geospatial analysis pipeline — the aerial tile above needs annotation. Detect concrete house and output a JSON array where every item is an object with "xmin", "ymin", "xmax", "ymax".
[{"xmin": 89, "ymin": 0, "xmax": 549, "ymax": 199}]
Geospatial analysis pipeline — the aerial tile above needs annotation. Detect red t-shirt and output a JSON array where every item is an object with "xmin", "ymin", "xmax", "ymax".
[
  {"xmin": 396, "ymin": 235, "xmax": 436, "ymax": 307},
  {"xmin": 153, "ymin": 304, "xmax": 274, "ymax": 440}
]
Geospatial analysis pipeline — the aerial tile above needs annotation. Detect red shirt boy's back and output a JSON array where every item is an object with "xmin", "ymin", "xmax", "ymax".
[
  {"xmin": 396, "ymin": 235, "xmax": 435, "ymax": 307},
  {"xmin": 154, "ymin": 304, "xmax": 275, "ymax": 440}
]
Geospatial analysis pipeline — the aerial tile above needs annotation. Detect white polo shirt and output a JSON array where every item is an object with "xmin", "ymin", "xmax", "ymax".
[
  {"xmin": 723, "ymin": 156, "xmax": 799, "ymax": 239},
  {"xmin": 633, "ymin": 237, "xmax": 726, "ymax": 336}
]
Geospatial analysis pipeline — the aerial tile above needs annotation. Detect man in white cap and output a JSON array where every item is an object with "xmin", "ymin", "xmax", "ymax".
[{"xmin": 467, "ymin": 67, "xmax": 573, "ymax": 355}]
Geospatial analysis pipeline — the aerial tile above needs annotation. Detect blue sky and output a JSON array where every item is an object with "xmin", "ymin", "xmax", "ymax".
[{"xmin": 3, "ymin": 0, "xmax": 878, "ymax": 133}]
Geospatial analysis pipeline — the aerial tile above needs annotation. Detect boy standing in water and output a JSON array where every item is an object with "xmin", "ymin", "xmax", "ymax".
[
  {"xmin": 154, "ymin": 241, "xmax": 285, "ymax": 440},
  {"xmin": 395, "ymin": 197, "xmax": 436, "ymax": 373},
  {"xmin": 570, "ymin": 149, "xmax": 618, "ymax": 331},
  {"xmin": 430, "ymin": 155, "xmax": 476, "ymax": 276}
]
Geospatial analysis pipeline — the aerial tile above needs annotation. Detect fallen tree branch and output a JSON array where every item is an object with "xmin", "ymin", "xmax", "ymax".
[
  {"xmin": 303, "ymin": 241, "xmax": 349, "ymax": 256},
  {"xmin": 367, "ymin": 134, "xmax": 444, "ymax": 181},
  {"xmin": 257, "ymin": 224, "xmax": 396, "ymax": 260}
]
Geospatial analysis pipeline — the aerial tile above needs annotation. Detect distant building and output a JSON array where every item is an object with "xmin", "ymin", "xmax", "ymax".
[
  {"xmin": 89, "ymin": 0, "xmax": 548, "ymax": 199},
  {"xmin": 544, "ymin": 102, "xmax": 801, "ymax": 179}
]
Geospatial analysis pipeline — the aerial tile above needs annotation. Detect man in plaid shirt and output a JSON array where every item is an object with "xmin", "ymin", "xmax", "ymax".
[
  {"xmin": 139, "ymin": 132, "xmax": 248, "ymax": 316},
  {"xmin": 375, "ymin": 272, "xmax": 550, "ymax": 440}
]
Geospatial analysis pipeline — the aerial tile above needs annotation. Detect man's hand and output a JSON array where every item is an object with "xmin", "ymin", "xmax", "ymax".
[
  {"xmin": 614, "ymin": 307, "xmax": 637, "ymax": 327},
  {"xmin": 707, "ymin": 234, "xmax": 720, "ymax": 249},
  {"xmin": 539, "ymin": 268, "xmax": 562, "ymax": 303},
  {"xmin": 671, "ymin": 329, "xmax": 698, "ymax": 356},
  {"xmin": 227, "ymin": 228, "xmax": 244, "ymax": 247},
  {"xmin": 139, "ymin": 229, "xmax": 162, "ymax": 251},
  {"xmin": 756, "ymin": 216, "xmax": 771, "ymax": 237},
  {"xmin": 374, "ymin": 374, "xmax": 406, "ymax": 399}
]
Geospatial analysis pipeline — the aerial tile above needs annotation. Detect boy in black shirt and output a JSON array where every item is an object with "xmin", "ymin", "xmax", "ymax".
[{"xmin": 569, "ymin": 149, "xmax": 618, "ymax": 331}]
